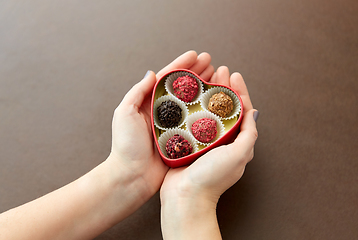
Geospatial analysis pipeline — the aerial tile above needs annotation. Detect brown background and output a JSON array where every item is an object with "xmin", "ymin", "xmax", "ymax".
[{"xmin": 1, "ymin": 0, "xmax": 357, "ymax": 239}]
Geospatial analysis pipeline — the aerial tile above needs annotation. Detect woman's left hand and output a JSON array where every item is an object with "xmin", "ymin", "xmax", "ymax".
[{"xmin": 109, "ymin": 51, "xmax": 215, "ymax": 202}]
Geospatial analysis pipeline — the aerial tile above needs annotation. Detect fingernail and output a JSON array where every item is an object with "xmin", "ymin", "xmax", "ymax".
[
  {"xmin": 253, "ymin": 110, "xmax": 259, "ymax": 122},
  {"xmin": 144, "ymin": 70, "xmax": 150, "ymax": 78}
]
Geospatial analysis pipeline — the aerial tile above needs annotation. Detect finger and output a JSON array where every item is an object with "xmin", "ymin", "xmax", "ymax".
[
  {"xmin": 199, "ymin": 64, "xmax": 215, "ymax": 82},
  {"xmin": 226, "ymin": 109, "xmax": 258, "ymax": 162},
  {"xmin": 216, "ymin": 66, "xmax": 230, "ymax": 86},
  {"xmin": 230, "ymin": 72, "xmax": 253, "ymax": 112},
  {"xmin": 209, "ymin": 72, "xmax": 218, "ymax": 84},
  {"xmin": 121, "ymin": 71, "xmax": 156, "ymax": 108},
  {"xmin": 188, "ymin": 52, "xmax": 212, "ymax": 75},
  {"xmin": 156, "ymin": 50, "xmax": 198, "ymax": 79}
]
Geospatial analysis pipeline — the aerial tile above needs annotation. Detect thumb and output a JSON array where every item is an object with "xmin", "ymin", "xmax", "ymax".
[
  {"xmin": 226, "ymin": 109, "xmax": 259, "ymax": 163},
  {"xmin": 121, "ymin": 70, "xmax": 157, "ymax": 108}
]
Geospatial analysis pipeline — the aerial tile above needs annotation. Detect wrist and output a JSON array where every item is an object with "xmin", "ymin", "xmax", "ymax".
[
  {"xmin": 160, "ymin": 176, "xmax": 219, "ymax": 208},
  {"xmin": 161, "ymin": 190, "xmax": 218, "ymax": 221},
  {"xmin": 160, "ymin": 185, "xmax": 221, "ymax": 240},
  {"xmin": 68, "ymin": 155, "xmax": 152, "ymax": 238},
  {"xmin": 101, "ymin": 154, "xmax": 153, "ymax": 206}
]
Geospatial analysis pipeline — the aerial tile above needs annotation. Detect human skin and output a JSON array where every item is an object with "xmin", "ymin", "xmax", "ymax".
[
  {"xmin": 0, "ymin": 51, "xmax": 215, "ymax": 240},
  {"xmin": 160, "ymin": 66, "xmax": 258, "ymax": 240},
  {"xmin": 0, "ymin": 52, "xmax": 258, "ymax": 240}
]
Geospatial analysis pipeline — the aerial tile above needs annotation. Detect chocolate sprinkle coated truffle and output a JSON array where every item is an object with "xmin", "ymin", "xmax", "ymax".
[
  {"xmin": 166, "ymin": 134, "xmax": 193, "ymax": 159},
  {"xmin": 172, "ymin": 75, "xmax": 199, "ymax": 102},
  {"xmin": 191, "ymin": 118, "xmax": 217, "ymax": 143},
  {"xmin": 208, "ymin": 92, "xmax": 234, "ymax": 118},
  {"xmin": 157, "ymin": 100, "xmax": 182, "ymax": 128}
]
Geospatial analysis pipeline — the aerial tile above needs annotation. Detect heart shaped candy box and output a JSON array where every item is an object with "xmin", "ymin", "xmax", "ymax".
[{"xmin": 151, "ymin": 69, "xmax": 243, "ymax": 168}]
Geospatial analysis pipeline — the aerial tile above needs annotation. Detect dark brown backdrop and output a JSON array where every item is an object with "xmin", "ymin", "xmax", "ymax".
[{"xmin": 1, "ymin": 0, "xmax": 357, "ymax": 239}]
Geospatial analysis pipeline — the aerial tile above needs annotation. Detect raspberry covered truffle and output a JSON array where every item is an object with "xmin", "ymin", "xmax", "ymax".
[
  {"xmin": 166, "ymin": 134, "xmax": 193, "ymax": 159},
  {"xmin": 191, "ymin": 118, "xmax": 217, "ymax": 143},
  {"xmin": 208, "ymin": 92, "xmax": 233, "ymax": 118},
  {"xmin": 157, "ymin": 100, "xmax": 182, "ymax": 128},
  {"xmin": 172, "ymin": 75, "xmax": 198, "ymax": 102}
]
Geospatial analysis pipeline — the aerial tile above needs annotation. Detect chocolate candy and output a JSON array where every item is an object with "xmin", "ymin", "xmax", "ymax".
[
  {"xmin": 191, "ymin": 118, "xmax": 217, "ymax": 143},
  {"xmin": 172, "ymin": 75, "xmax": 198, "ymax": 102},
  {"xmin": 157, "ymin": 100, "xmax": 182, "ymax": 128},
  {"xmin": 208, "ymin": 92, "xmax": 233, "ymax": 118},
  {"xmin": 166, "ymin": 134, "xmax": 193, "ymax": 159}
]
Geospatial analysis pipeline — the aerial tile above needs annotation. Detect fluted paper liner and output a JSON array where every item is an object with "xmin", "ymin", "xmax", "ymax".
[
  {"xmin": 153, "ymin": 95, "xmax": 189, "ymax": 130},
  {"xmin": 186, "ymin": 111, "xmax": 225, "ymax": 146},
  {"xmin": 200, "ymin": 87, "xmax": 241, "ymax": 120},
  {"xmin": 158, "ymin": 128, "xmax": 198, "ymax": 159},
  {"xmin": 164, "ymin": 71, "xmax": 204, "ymax": 105}
]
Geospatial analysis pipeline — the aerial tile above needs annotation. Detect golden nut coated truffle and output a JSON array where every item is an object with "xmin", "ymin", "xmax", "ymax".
[{"xmin": 208, "ymin": 92, "xmax": 233, "ymax": 118}]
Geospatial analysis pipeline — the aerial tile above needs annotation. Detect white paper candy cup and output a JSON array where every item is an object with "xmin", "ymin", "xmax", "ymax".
[
  {"xmin": 200, "ymin": 87, "xmax": 241, "ymax": 120},
  {"xmin": 186, "ymin": 111, "xmax": 225, "ymax": 146},
  {"xmin": 158, "ymin": 128, "xmax": 198, "ymax": 159},
  {"xmin": 164, "ymin": 71, "xmax": 204, "ymax": 105},
  {"xmin": 153, "ymin": 95, "xmax": 189, "ymax": 131}
]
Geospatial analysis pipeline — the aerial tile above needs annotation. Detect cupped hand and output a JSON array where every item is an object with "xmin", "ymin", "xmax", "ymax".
[
  {"xmin": 109, "ymin": 51, "xmax": 215, "ymax": 200},
  {"xmin": 160, "ymin": 66, "xmax": 258, "ymax": 205}
]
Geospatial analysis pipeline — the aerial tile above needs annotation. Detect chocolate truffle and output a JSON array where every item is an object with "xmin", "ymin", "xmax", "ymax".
[
  {"xmin": 191, "ymin": 118, "xmax": 217, "ymax": 143},
  {"xmin": 166, "ymin": 134, "xmax": 193, "ymax": 159},
  {"xmin": 157, "ymin": 100, "xmax": 182, "ymax": 128},
  {"xmin": 208, "ymin": 92, "xmax": 233, "ymax": 118},
  {"xmin": 172, "ymin": 75, "xmax": 199, "ymax": 102}
]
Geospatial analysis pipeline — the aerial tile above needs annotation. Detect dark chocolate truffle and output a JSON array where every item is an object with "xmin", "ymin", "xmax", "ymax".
[
  {"xmin": 191, "ymin": 118, "xmax": 217, "ymax": 143},
  {"xmin": 208, "ymin": 92, "xmax": 233, "ymax": 118},
  {"xmin": 166, "ymin": 134, "xmax": 193, "ymax": 159},
  {"xmin": 157, "ymin": 100, "xmax": 182, "ymax": 128},
  {"xmin": 172, "ymin": 75, "xmax": 199, "ymax": 102}
]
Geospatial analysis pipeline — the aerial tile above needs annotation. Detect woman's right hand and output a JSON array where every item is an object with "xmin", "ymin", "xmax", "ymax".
[{"xmin": 160, "ymin": 66, "xmax": 259, "ymax": 240}]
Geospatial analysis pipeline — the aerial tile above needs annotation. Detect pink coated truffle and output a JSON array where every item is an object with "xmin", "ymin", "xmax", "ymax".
[
  {"xmin": 191, "ymin": 118, "xmax": 217, "ymax": 143},
  {"xmin": 172, "ymin": 75, "xmax": 199, "ymax": 102}
]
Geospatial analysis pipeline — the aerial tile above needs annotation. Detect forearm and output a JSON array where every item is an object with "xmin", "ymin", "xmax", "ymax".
[
  {"xmin": 0, "ymin": 156, "xmax": 148, "ymax": 240},
  {"xmin": 161, "ymin": 191, "xmax": 221, "ymax": 240}
]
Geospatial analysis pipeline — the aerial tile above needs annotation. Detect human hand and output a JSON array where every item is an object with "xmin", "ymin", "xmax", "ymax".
[
  {"xmin": 109, "ymin": 51, "xmax": 215, "ymax": 203},
  {"xmin": 160, "ymin": 66, "xmax": 258, "ymax": 239},
  {"xmin": 0, "ymin": 51, "xmax": 215, "ymax": 240}
]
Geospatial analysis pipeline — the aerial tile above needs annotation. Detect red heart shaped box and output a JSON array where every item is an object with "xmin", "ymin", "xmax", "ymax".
[{"xmin": 151, "ymin": 69, "xmax": 244, "ymax": 168}]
